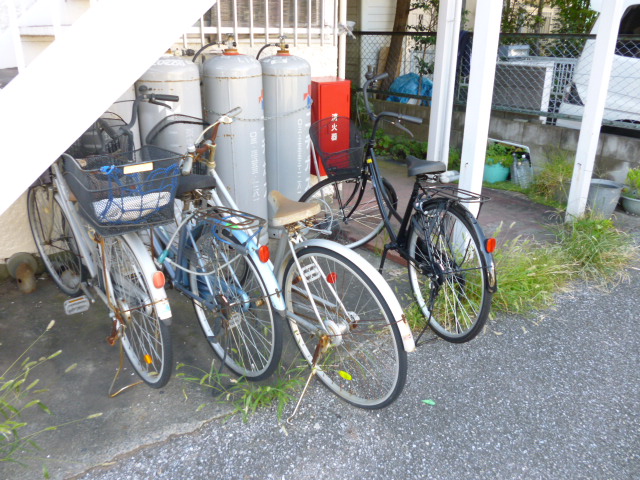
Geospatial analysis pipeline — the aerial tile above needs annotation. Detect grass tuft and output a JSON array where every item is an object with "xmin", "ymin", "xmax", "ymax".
[
  {"xmin": 491, "ymin": 216, "xmax": 638, "ymax": 315},
  {"xmin": 177, "ymin": 361, "xmax": 305, "ymax": 423}
]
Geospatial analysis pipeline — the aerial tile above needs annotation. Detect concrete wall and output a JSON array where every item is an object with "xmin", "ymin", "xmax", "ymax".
[{"xmin": 370, "ymin": 99, "xmax": 640, "ymax": 183}]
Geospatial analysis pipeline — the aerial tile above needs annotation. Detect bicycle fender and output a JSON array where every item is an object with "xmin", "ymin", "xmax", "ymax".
[
  {"xmin": 460, "ymin": 211, "xmax": 498, "ymax": 294},
  {"xmin": 229, "ymin": 229, "xmax": 286, "ymax": 314},
  {"xmin": 122, "ymin": 232, "xmax": 173, "ymax": 324},
  {"xmin": 288, "ymin": 239, "xmax": 416, "ymax": 353}
]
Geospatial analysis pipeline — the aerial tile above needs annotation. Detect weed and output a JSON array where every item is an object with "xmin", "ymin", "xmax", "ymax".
[
  {"xmin": 491, "ymin": 230, "xmax": 575, "ymax": 315},
  {"xmin": 1, "ymin": 321, "xmax": 102, "ymax": 475},
  {"xmin": 490, "ymin": 217, "xmax": 638, "ymax": 315},
  {"xmin": 529, "ymin": 148, "xmax": 574, "ymax": 203},
  {"xmin": 177, "ymin": 361, "xmax": 305, "ymax": 423},
  {"xmin": 550, "ymin": 216, "xmax": 639, "ymax": 286}
]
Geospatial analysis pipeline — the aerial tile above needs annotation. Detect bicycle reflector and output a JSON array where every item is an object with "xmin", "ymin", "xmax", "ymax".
[
  {"xmin": 258, "ymin": 245, "xmax": 270, "ymax": 263},
  {"xmin": 327, "ymin": 272, "xmax": 338, "ymax": 284},
  {"xmin": 153, "ymin": 271, "xmax": 166, "ymax": 289},
  {"xmin": 486, "ymin": 238, "xmax": 497, "ymax": 253}
]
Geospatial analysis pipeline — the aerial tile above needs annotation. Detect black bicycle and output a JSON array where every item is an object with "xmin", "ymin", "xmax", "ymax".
[{"xmin": 299, "ymin": 72, "xmax": 497, "ymax": 344}]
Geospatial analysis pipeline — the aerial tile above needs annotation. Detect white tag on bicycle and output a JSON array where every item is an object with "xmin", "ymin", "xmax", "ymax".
[
  {"xmin": 123, "ymin": 162, "xmax": 153, "ymax": 174},
  {"xmin": 302, "ymin": 263, "xmax": 321, "ymax": 282},
  {"xmin": 64, "ymin": 296, "xmax": 91, "ymax": 315},
  {"xmin": 155, "ymin": 298, "xmax": 172, "ymax": 320}
]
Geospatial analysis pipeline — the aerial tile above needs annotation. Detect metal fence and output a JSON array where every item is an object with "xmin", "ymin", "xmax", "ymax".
[{"xmin": 346, "ymin": 32, "xmax": 640, "ymax": 131}]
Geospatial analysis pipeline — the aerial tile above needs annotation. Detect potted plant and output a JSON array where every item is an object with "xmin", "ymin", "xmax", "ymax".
[
  {"xmin": 621, "ymin": 167, "xmax": 640, "ymax": 215},
  {"xmin": 484, "ymin": 142, "xmax": 514, "ymax": 183}
]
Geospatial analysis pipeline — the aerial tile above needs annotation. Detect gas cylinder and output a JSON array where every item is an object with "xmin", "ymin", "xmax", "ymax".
[
  {"xmin": 135, "ymin": 54, "xmax": 203, "ymax": 153},
  {"xmin": 202, "ymin": 44, "xmax": 268, "ymax": 228},
  {"xmin": 260, "ymin": 43, "xmax": 312, "ymax": 211}
]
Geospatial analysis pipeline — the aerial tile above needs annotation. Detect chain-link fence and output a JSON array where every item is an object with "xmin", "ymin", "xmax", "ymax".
[{"xmin": 346, "ymin": 32, "xmax": 640, "ymax": 131}]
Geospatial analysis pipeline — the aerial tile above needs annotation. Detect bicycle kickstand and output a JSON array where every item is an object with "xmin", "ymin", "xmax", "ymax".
[
  {"xmin": 287, "ymin": 336, "xmax": 329, "ymax": 424},
  {"xmin": 378, "ymin": 242, "xmax": 395, "ymax": 274}
]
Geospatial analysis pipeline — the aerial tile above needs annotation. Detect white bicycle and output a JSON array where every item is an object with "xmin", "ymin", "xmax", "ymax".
[{"xmin": 27, "ymin": 94, "xmax": 180, "ymax": 389}]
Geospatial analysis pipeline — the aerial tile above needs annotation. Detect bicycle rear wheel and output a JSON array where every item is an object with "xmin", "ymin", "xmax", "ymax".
[
  {"xmin": 299, "ymin": 174, "xmax": 397, "ymax": 249},
  {"xmin": 408, "ymin": 200, "xmax": 492, "ymax": 343},
  {"xmin": 105, "ymin": 236, "xmax": 172, "ymax": 387},
  {"xmin": 190, "ymin": 230, "xmax": 282, "ymax": 381},
  {"xmin": 27, "ymin": 185, "xmax": 83, "ymax": 296},
  {"xmin": 282, "ymin": 245, "xmax": 407, "ymax": 409}
]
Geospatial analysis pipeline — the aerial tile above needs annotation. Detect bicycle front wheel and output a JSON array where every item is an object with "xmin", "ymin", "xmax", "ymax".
[
  {"xmin": 408, "ymin": 201, "xmax": 492, "ymax": 343},
  {"xmin": 299, "ymin": 174, "xmax": 397, "ymax": 249},
  {"xmin": 190, "ymin": 230, "xmax": 282, "ymax": 381},
  {"xmin": 27, "ymin": 185, "xmax": 83, "ymax": 296},
  {"xmin": 105, "ymin": 236, "xmax": 172, "ymax": 387},
  {"xmin": 282, "ymin": 245, "xmax": 407, "ymax": 409}
]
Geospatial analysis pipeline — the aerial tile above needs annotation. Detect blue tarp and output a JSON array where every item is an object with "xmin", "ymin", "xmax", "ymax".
[{"xmin": 387, "ymin": 73, "xmax": 433, "ymax": 106}]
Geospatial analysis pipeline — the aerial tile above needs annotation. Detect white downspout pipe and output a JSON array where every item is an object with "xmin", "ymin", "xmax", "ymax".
[
  {"xmin": 426, "ymin": 0, "xmax": 463, "ymax": 166},
  {"xmin": 457, "ymin": 0, "xmax": 503, "ymax": 216},
  {"xmin": 565, "ymin": 0, "xmax": 626, "ymax": 220}
]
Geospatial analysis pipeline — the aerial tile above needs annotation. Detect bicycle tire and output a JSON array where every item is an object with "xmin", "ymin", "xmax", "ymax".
[
  {"xmin": 408, "ymin": 200, "xmax": 492, "ymax": 343},
  {"xmin": 105, "ymin": 236, "xmax": 172, "ymax": 387},
  {"xmin": 189, "ymin": 229, "xmax": 282, "ymax": 381},
  {"xmin": 27, "ymin": 185, "xmax": 83, "ymax": 296},
  {"xmin": 299, "ymin": 174, "xmax": 397, "ymax": 249},
  {"xmin": 282, "ymin": 245, "xmax": 407, "ymax": 409}
]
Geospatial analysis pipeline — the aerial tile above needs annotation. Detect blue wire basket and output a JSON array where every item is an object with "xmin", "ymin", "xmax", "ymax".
[{"xmin": 63, "ymin": 146, "xmax": 182, "ymax": 235}]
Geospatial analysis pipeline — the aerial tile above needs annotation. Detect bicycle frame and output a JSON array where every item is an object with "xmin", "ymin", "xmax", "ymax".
[
  {"xmin": 152, "ymin": 176, "xmax": 286, "ymax": 316},
  {"xmin": 196, "ymin": 164, "xmax": 415, "ymax": 353}
]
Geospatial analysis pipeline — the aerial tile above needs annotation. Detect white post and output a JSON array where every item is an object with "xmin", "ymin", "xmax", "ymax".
[
  {"xmin": 458, "ymin": 0, "xmax": 503, "ymax": 216},
  {"xmin": 337, "ymin": 0, "xmax": 347, "ymax": 78},
  {"xmin": 426, "ymin": 0, "xmax": 463, "ymax": 166},
  {"xmin": 565, "ymin": 0, "xmax": 626, "ymax": 220}
]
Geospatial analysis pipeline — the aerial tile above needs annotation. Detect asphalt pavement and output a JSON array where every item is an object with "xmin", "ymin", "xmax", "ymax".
[{"xmin": 1, "ymin": 174, "xmax": 639, "ymax": 479}]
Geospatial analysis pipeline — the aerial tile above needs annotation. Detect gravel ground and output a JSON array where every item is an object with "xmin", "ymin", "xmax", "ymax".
[{"xmin": 70, "ymin": 268, "xmax": 640, "ymax": 480}]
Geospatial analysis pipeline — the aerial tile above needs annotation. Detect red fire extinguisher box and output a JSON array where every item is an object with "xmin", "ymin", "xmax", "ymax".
[{"xmin": 310, "ymin": 77, "xmax": 351, "ymax": 176}]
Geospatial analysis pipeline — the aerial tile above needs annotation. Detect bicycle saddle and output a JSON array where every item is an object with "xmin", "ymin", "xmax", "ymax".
[
  {"xmin": 268, "ymin": 190, "xmax": 321, "ymax": 227},
  {"xmin": 406, "ymin": 155, "xmax": 446, "ymax": 177}
]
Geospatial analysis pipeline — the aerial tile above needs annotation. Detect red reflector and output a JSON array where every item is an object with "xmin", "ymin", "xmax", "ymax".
[
  {"xmin": 486, "ymin": 238, "xmax": 497, "ymax": 253},
  {"xmin": 327, "ymin": 272, "xmax": 338, "ymax": 284},
  {"xmin": 258, "ymin": 245, "xmax": 270, "ymax": 263},
  {"xmin": 153, "ymin": 271, "xmax": 165, "ymax": 289}
]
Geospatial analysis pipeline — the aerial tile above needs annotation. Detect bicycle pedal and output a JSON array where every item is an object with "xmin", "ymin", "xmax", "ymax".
[{"xmin": 63, "ymin": 295, "xmax": 91, "ymax": 315}]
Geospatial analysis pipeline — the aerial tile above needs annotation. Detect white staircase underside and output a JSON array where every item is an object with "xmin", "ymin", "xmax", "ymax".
[{"xmin": 0, "ymin": 0, "xmax": 214, "ymax": 216}]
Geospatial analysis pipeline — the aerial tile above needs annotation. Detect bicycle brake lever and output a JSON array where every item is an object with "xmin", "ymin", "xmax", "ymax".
[
  {"xmin": 149, "ymin": 99, "xmax": 173, "ymax": 110},
  {"xmin": 387, "ymin": 119, "xmax": 414, "ymax": 138}
]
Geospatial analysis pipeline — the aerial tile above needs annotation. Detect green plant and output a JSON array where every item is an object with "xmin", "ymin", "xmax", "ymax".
[
  {"xmin": 448, "ymin": 147, "xmax": 462, "ymax": 171},
  {"xmin": 1, "ymin": 321, "xmax": 102, "ymax": 475},
  {"xmin": 491, "ymin": 227, "xmax": 575, "ymax": 315},
  {"xmin": 530, "ymin": 149, "xmax": 574, "ymax": 204},
  {"xmin": 485, "ymin": 143, "xmax": 515, "ymax": 168},
  {"xmin": 177, "ymin": 361, "xmax": 305, "ymax": 423},
  {"xmin": 623, "ymin": 167, "xmax": 640, "ymax": 199},
  {"xmin": 489, "ymin": 215, "xmax": 638, "ymax": 316},
  {"xmin": 551, "ymin": 216, "xmax": 639, "ymax": 286}
]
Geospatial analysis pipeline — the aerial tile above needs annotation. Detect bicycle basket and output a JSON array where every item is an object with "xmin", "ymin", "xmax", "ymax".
[
  {"xmin": 309, "ymin": 116, "xmax": 365, "ymax": 177},
  {"xmin": 65, "ymin": 113, "xmax": 129, "ymax": 158},
  {"xmin": 63, "ymin": 146, "xmax": 182, "ymax": 235}
]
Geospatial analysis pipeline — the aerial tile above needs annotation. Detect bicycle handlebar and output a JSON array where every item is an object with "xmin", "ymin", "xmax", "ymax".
[
  {"xmin": 362, "ymin": 72, "xmax": 423, "ymax": 126},
  {"xmin": 181, "ymin": 107, "xmax": 243, "ymax": 175}
]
